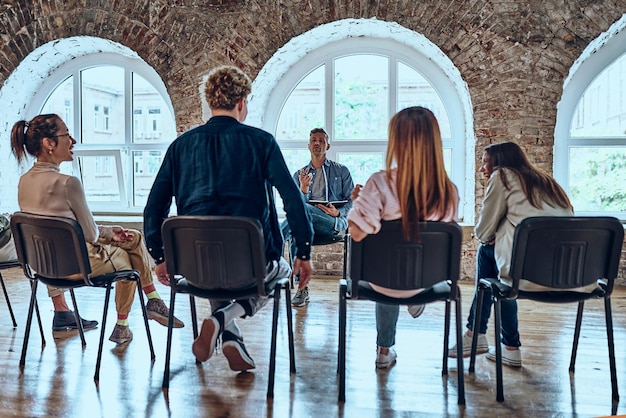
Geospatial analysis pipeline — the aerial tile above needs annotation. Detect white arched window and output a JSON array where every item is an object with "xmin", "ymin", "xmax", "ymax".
[
  {"xmin": 27, "ymin": 51, "xmax": 176, "ymax": 213},
  {"xmin": 555, "ymin": 15, "xmax": 626, "ymax": 220},
  {"xmin": 250, "ymin": 19, "xmax": 474, "ymax": 222}
]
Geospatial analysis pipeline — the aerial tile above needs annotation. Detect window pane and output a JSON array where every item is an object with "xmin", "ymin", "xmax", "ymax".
[
  {"xmin": 81, "ymin": 66, "xmax": 125, "ymax": 144},
  {"xmin": 41, "ymin": 76, "xmax": 74, "ymax": 127},
  {"xmin": 336, "ymin": 152, "xmax": 384, "ymax": 186},
  {"xmin": 133, "ymin": 73, "xmax": 176, "ymax": 144},
  {"xmin": 398, "ymin": 62, "xmax": 452, "ymax": 139},
  {"xmin": 334, "ymin": 55, "xmax": 388, "ymax": 140},
  {"xmin": 280, "ymin": 149, "xmax": 310, "ymax": 175},
  {"xmin": 276, "ymin": 66, "xmax": 325, "ymax": 141},
  {"xmin": 570, "ymin": 53, "xmax": 626, "ymax": 138},
  {"xmin": 443, "ymin": 148, "xmax": 452, "ymax": 177},
  {"xmin": 133, "ymin": 150, "xmax": 165, "ymax": 206},
  {"xmin": 569, "ymin": 147, "xmax": 626, "ymax": 211},
  {"xmin": 76, "ymin": 155, "xmax": 121, "ymax": 202}
]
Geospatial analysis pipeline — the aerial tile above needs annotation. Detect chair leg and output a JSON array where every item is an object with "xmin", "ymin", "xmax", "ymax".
[
  {"xmin": 493, "ymin": 298, "xmax": 504, "ymax": 402},
  {"xmin": 338, "ymin": 280, "xmax": 347, "ymax": 403},
  {"xmin": 189, "ymin": 294, "xmax": 200, "ymax": 365},
  {"xmin": 69, "ymin": 289, "xmax": 86, "ymax": 347},
  {"xmin": 267, "ymin": 284, "xmax": 281, "ymax": 399},
  {"xmin": 19, "ymin": 280, "xmax": 39, "ymax": 368},
  {"xmin": 190, "ymin": 295, "xmax": 198, "ymax": 340},
  {"xmin": 94, "ymin": 282, "xmax": 113, "ymax": 383},
  {"xmin": 455, "ymin": 296, "xmax": 466, "ymax": 405},
  {"xmin": 569, "ymin": 301, "xmax": 584, "ymax": 373},
  {"xmin": 162, "ymin": 286, "xmax": 177, "ymax": 390},
  {"xmin": 470, "ymin": 284, "xmax": 487, "ymax": 373},
  {"xmin": 0, "ymin": 273, "xmax": 17, "ymax": 327},
  {"xmin": 604, "ymin": 297, "xmax": 619, "ymax": 402},
  {"xmin": 442, "ymin": 300, "xmax": 451, "ymax": 375},
  {"xmin": 136, "ymin": 278, "xmax": 155, "ymax": 361},
  {"xmin": 34, "ymin": 300, "xmax": 46, "ymax": 347},
  {"xmin": 283, "ymin": 283, "xmax": 296, "ymax": 374}
]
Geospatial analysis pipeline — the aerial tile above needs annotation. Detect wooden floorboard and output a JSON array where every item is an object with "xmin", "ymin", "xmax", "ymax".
[{"xmin": 0, "ymin": 266, "xmax": 625, "ymax": 417}]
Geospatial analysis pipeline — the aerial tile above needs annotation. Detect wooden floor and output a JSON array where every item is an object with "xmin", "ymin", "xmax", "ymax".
[{"xmin": 0, "ymin": 267, "xmax": 625, "ymax": 417}]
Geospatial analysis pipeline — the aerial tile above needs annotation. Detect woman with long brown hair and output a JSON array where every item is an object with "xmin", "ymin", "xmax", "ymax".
[
  {"xmin": 11, "ymin": 114, "xmax": 183, "ymax": 344},
  {"xmin": 348, "ymin": 106, "xmax": 459, "ymax": 369},
  {"xmin": 448, "ymin": 142, "xmax": 585, "ymax": 368}
]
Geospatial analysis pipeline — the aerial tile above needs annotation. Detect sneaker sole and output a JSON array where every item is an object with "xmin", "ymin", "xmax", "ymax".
[
  {"xmin": 291, "ymin": 296, "xmax": 310, "ymax": 307},
  {"xmin": 486, "ymin": 352, "xmax": 522, "ymax": 368},
  {"xmin": 223, "ymin": 341, "xmax": 256, "ymax": 371},
  {"xmin": 192, "ymin": 318, "xmax": 219, "ymax": 362},
  {"xmin": 448, "ymin": 345, "xmax": 489, "ymax": 358},
  {"xmin": 375, "ymin": 359, "xmax": 396, "ymax": 369},
  {"xmin": 147, "ymin": 310, "xmax": 184, "ymax": 328},
  {"xmin": 109, "ymin": 330, "xmax": 133, "ymax": 345}
]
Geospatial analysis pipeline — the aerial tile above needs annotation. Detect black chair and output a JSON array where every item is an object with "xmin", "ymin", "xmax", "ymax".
[
  {"xmin": 0, "ymin": 260, "xmax": 46, "ymax": 344},
  {"xmin": 469, "ymin": 216, "xmax": 624, "ymax": 403},
  {"xmin": 338, "ymin": 220, "xmax": 465, "ymax": 404},
  {"xmin": 287, "ymin": 233, "xmax": 346, "ymax": 288},
  {"xmin": 10, "ymin": 212, "xmax": 155, "ymax": 382},
  {"xmin": 160, "ymin": 216, "xmax": 296, "ymax": 398},
  {"xmin": 0, "ymin": 260, "xmax": 23, "ymax": 327}
]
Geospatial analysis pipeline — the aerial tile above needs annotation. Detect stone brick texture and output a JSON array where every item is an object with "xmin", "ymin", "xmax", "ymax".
[{"xmin": 0, "ymin": 0, "xmax": 624, "ymax": 283}]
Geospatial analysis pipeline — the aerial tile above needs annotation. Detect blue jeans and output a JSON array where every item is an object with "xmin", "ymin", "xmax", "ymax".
[
  {"xmin": 280, "ymin": 205, "xmax": 338, "ymax": 264},
  {"xmin": 376, "ymin": 302, "xmax": 399, "ymax": 348},
  {"xmin": 466, "ymin": 244, "xmax": 521, "ymax": 347}
]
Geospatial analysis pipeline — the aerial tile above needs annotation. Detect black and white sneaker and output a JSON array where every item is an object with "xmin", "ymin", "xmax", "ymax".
[{"xmin": 222, "ymin": 330, "xmax": 256, "ymax": 371}]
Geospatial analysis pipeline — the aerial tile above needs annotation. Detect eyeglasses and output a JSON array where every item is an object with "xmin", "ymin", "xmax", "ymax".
[{"xmin": 52, "ymin": 133, "xmax": 75, "ymax": 141}]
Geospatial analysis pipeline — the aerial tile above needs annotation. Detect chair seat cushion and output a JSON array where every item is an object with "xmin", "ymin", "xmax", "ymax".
[
  {"xmin": 174, "ymin": 276, "xmax": 289, "ymax": 300},
  {"xmin": 355, "ymin": 280, "xmax": 453, "ymax": 305},
  {"xmin": 480, "ymin": 277, "xmax": 607, "ymax": 303},
  {"xmin": 312, "ymin": 234, "xmax": 346, "ymax": 246}
]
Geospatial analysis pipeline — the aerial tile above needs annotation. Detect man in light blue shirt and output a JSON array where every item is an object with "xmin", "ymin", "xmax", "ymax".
[{"xmin": 280, "ymin": 128, "xmax": 354, "ymax": 306}]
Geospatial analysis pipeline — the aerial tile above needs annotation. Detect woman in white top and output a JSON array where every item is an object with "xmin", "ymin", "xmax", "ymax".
[
  {"xmin": 11, "ymin": 114, "xmax": 183, "ymax": 344},
  {"xmin": 448, "ymin": 142, "xmax": 575, "ymax": 368},
  {"xmin": 348, "ymin": 107, "xmax": 459, "ymax": 369}
]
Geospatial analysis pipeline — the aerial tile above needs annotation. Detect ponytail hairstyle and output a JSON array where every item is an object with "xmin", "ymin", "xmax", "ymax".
[{"xmin": 11, "ymin": 114, "xmax": 62, "ymax": 164}]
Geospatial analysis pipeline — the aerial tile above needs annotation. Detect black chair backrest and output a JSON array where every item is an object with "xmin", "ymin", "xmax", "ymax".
[
  {"xmin": 162, "ymin": 216, "xmax": 268, "ymax": 292},
  {"xmin": 509, "ymin": 216, "xmax": 624, "ymax": 292},
  {"xmin": 10, "ymin": 212, "xmax": 92, "ymax": 284},
  {"xmin": 349, "ymin": 220, "xmax": 462, "ymax": 294}
]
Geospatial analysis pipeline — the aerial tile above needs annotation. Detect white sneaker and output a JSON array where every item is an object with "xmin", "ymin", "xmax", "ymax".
[
  {"xmin": 447, "ymin": 331, "xmax": 489, "ymax": 358},
  {"xmin": 375, "ymin": 347, "xmax": 397, "ymax": 369},
  {"xmin": 486, "ymin": 344, "xmax": 522, "ymax": 367},
  {"xmin": 407, "ymin": 304, "xmax": 425, "ymax": 318}
]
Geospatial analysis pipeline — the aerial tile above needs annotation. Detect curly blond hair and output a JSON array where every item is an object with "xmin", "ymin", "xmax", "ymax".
[{"xmin": 205, "ymin": 65, "xmax": 251, "ymax": 110}]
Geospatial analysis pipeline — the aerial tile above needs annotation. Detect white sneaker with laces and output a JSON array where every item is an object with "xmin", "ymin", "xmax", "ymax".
[
  {"xmin": 486, "ymin": 344, "xmax": 522, "ymax": 367},
  {"xmin": 375, "ymin": 347, "xmax": 397, "ymax": 369},
  {"xmin": 447, "ymin": 331, "xmax": 489, "ymax": 358}
]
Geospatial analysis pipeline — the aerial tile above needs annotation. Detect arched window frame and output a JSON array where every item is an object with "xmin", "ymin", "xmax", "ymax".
[
  {"xmin": 26, "ymin": 52, "xmax": 176, "ymax": 214},
  {"xmin": 249, "ymin": 19, "xmax": 474, "ymax": 223},
  {"xmin": 555, "ymin": 15, "xmax": 626, "ymax": 220}
]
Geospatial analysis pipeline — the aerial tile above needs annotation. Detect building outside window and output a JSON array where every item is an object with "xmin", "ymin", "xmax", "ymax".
[{"xmin": 38, "ymin": 57, "xmax": 176, "ymax": 212}]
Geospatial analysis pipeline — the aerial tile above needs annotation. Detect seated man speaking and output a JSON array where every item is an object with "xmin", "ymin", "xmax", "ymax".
[{"xmin": 280, "ymin": 128, "xmax": 354, "ymax": 307}]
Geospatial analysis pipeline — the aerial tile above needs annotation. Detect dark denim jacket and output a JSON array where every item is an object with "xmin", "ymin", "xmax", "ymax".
[
  {"xmin": 294, "ymin": 159, "xmax": 354, "ymax": 232},
  {"xmin": 143, "ymin": 116, "xmax": 313, "ymax": 264}
]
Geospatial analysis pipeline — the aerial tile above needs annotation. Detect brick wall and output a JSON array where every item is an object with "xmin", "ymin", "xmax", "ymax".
[{"xmin": 0, "ymin": 1, "xmax": 624, "ymax": 283}]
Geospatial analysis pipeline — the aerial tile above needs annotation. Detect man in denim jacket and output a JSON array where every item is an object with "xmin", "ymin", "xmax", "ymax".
[{"xmin": 280, "ymin": 128, "xmax": 354, "ymax": 307}]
